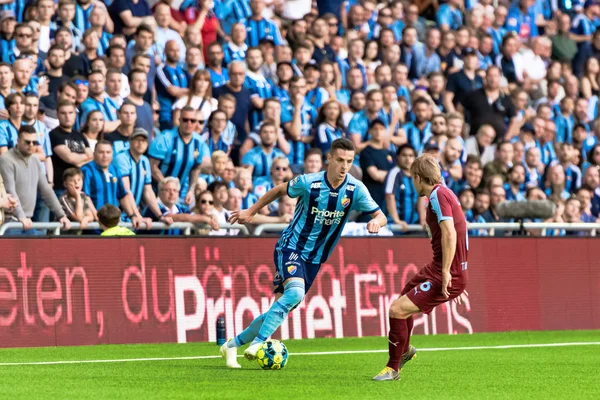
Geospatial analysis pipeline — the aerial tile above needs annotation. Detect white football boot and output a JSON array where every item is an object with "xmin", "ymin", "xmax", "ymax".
[{"xmin": 219, "ymin": 339, "xmax": 241, "ymax": 368}]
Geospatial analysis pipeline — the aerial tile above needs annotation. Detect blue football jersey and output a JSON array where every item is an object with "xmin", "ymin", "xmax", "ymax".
[{"xmin": 277, "ymin": 171, "xmax": 380, "ymax": 264}]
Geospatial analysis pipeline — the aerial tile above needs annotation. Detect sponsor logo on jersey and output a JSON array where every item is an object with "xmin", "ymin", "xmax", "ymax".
[
  {"xmin": 311, "ymin": 182, "xmax": 322, "ymax": 189},
  {"xmin": 311, "ymin": 207, "xmax": 345, "ymax": 225},
  {"xmin": 346, "ymin": 185, "xmax": 355, "ymax": 192},
  {"xmin": 330, "ymin": 192, "xmax": 338, "ymax": 197}
]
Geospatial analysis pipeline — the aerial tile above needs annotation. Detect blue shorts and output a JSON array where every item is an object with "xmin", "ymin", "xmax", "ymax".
[{"xmin": 273, "ymin": 248, "xmax": 320, "ymax": 294}]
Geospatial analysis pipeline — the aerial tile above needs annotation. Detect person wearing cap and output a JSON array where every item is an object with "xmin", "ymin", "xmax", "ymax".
[
  {"xmin": 443, "ymin": 48, "xmax": 483, "ymax": 113},
  {"xmin": 437, "ymin": 0, "xmax": 463, "ymax": 32},
  {"xmin": 0, "ymin": 11, "xmax": 16, "ymax": 57},
  {"xmin": 115, "ymin": 127, "xmax": 169, "ymax": 222},
  {"xmin": 243, "ymin": 0, "xmax": 283, "ymax": 48},
  {"xmin": 359, "ymin": 118, "xmax": 396, "ymax": 219},
  {"xmin": 80, "ymin": 139, "xmax": 151, "ymax": 229},
  {"xmin": 105, "ymin": 101, "xmax": 138, "ymax": 156}
]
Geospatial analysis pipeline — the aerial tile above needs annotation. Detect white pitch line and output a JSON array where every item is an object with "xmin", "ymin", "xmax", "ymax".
[{"xmin": 0, "ymin": 341, "xmax": 598, "ymax": 367}]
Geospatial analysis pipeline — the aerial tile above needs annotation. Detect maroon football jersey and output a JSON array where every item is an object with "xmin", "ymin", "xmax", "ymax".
[{"xmin": 425, "ymin": 184, "xmax": 469, "ymax": 278}]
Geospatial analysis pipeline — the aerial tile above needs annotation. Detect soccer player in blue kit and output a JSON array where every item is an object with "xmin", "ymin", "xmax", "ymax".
[{"xmin": 222, "ymin": 138, "xmax": 387, "ymax": 368}]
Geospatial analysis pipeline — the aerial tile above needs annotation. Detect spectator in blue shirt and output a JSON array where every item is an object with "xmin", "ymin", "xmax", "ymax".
[
  {"xmin": 459, "ymin": 187, "xmax": 488, "ymax": 237},
  {"xmin": 280, "ymin": 76, "xmax": 318, "ymax": 167},
  {"xmin": 437, "ymin": 0, "xmax": 464, "ymax": 32},
  {"xmin": 399, "ymin": 26, "xmax": 426, "ymax": 81},
  {"xmin": 242, "ymin": 122, "xmax": 285, "ymax": 183},
  {"xmin": 571, "ymin": 1, "xmax": 599, "ymax": 48},
  {"xmin": 504, "ymin": 164, "xmax": 527, "ymax": 201},
  {"xmin": 244, "ymin": 47, "xmax": 274, "ymax": 129},
  {"xmin": 235, "ymin": 167, "xmax": 258, "ymax": 209},
  {"xmin": 304, "ymin": 63, "xmax": 330, "ymax": 110},
  {"xmin": 148, "ymin": 106, "xmax": 211, "ymax": 205},
  {"xmin": 0, "ymin": 92, "xmax": 24, "ymax": 153},
  {"xmin": 505, "ymin": 0, "xmax": 538, "ymax": 42},
  {"xmin": 338, "ymin": 39, "xmax": 367, "ymax": 90},
  {"xmin": 155, "ymin": 40, "xmax": 189, "ymax": 130},
  {"xmin": 206, "ymin": 42, "xmax": 229, "ymax": 89},
  {"xmin": 243, "ymin": 0, "xmax": 283, "ymax": 48},
  {"xmin": 348, "ymin": 89, "xmax": 387, "ymax": 150},
  {"xmin": 403, "ymin": 98, "xmax": 433, "ymax": 153},
  {"xmin": 223, "ymin": 23, "xmax": 248, "ymax": 65},
  {"xmin": 203, "ymin": 110, "xmax": 232, "ymax": 156},
  {"xmin": 384, "ymin": 144, "xmax": 419, "ymax": 229},
  {"xmin": 80, "ymin": 140, "xmax": 150, "ymax": 227},
  {"xmin": 315, "ymin": 99, "xmax": 346, "ymax": 155},
  {"xmin": 79, "ymin": 70, "xmax": 120, "ymax": 133}
]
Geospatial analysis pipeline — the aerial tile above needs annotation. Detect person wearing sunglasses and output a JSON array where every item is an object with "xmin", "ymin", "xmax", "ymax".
[
  {"xmin": 190, "ymin": 189, "xmax": 221, "ymax": 235},
  {"xmin": 252, "ymin": 156, "xmax": 292, "ymax": 215},
  {"xmin": 0, "ymin": 125, "xmax": 72, "ymax": 235},
  {"xmin": 148, "ymin": 106, "xmax": 211, "ymax": 206}
]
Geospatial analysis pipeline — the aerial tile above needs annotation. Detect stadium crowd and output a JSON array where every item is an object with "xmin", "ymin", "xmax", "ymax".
[{"xmin": 0, "ymin": 0, "xmax": 599, "ymax": 236}]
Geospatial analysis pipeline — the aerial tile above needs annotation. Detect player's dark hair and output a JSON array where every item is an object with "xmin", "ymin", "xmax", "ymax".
[
  {"xmin": 330, "ymin": 138, "xmax": 355, "ymax": 154},
  {"xmin": 98, "ymin": 204, "xmax": 122, "ymax": 228}
]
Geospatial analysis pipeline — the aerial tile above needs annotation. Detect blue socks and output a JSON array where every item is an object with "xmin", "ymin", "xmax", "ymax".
[
  {"xmin": 250, "ymin": 280, "xmax": 305, "ymax": 346},
  {"xmin": 229, "ymin": 314, "xmax": 265, "ymax": 348}
]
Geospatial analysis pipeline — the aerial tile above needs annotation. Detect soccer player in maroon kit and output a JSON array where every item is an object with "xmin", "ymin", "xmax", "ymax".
[{"xmin": 374, "ymin": 154, "xmax": 469, "ymax": 381}]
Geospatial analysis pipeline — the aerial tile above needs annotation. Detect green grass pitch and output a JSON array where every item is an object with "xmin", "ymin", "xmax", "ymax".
[{"xmin": 1, "ymin": 330, "xmax": 598, "ymax": 399}]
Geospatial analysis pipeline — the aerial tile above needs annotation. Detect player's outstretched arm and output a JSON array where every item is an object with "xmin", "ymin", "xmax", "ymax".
[
  {"xmin": 229, "ymin": 183, "xmax": 288, "ymax": 225},
  {"xmin": 366, "ymin": 210, "xmax": 388, "ymax": 234},
  {"xmin": 440, "ymin": 219, "xmax": 457, "ymax": 298}
]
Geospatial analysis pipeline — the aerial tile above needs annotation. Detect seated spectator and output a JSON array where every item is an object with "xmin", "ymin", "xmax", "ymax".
[
  {"xmin": 489, "ymin": 184, "xmax": 507, "ymax": 222},
  {"xmin": 575, "ymin": 187, "xmax": 598, "ymax": 222},
  {"xmin": 0, "ymin": 126, "xmax": 71, "ymax": 235},
  {"xmin": 465, "ymin": 124, "xmax": 496, "ymax": 165},
  {"xmin": 81, "ymin": 140, "xmax": 151, "ymax": 228},
  {"xmin": 59, "ymin": 167, "xmax": 97, "ymax": 228},
  {"xmin": 98, "ymin": 204, "xmax": 136, "ymax": 236},
  {"xmin": 384, "ymin": 144, "xmax": 419, "ymax": 230},
  {"xmin": 549, "ymin": 143, "xmax": 582, "ymax": 193},
  {"xmin": 208, "ymin": 181, "xmax": 232, "ymax": 235},
  {"xmin": 304, "ymin": 148, "xmax": 323, "ymax": 173},
  {"xmin": 145, "ymin": 177, "xmax": 218, "ymax": 235},
  {"xmin": 564, "ymin": 197, "xmax": 589, "ymax": 236}
]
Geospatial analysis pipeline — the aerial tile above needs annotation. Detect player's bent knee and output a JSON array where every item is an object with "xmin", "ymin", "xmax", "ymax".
[
  {"xmin": 279, "ymin": 280, "xmax": 305, "ymax": 311},
  {"xmin": 389, "ymin": 295, "xmax": 418, "ymax": 319}
]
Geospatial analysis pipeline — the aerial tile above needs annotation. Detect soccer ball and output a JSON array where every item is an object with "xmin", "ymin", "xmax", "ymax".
[{"xmin": 256, "ymin": 340, "xmax": 288, "ymax": 370}]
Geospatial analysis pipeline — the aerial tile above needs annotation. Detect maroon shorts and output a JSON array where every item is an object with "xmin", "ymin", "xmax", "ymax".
[{"xmin": 402, "ymin": 264, "xmax": 467, "ymax": 314}]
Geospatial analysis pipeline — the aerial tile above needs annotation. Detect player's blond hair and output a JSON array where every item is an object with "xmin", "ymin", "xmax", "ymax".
[{"xmin": 410, "ymin": 154, "xmax": 442, "ymax": 186}]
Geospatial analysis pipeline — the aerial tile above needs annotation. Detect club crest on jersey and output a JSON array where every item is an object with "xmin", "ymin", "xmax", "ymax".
[
  {"xmin": 341, "ymin": 196, "xmax": 350, "ymax": 208},
  {"xmin": 194, "ymin": 150, "xmax": 199, "ymax": 158},
  {"xmin": 287, "ymin": 265, "xmax": 297, "ymax": 275}
]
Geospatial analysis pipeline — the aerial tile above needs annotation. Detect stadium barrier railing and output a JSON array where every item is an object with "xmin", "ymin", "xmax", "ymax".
[
  {"xmin": 0, "ymin": 222, "xmax": 250, "ymax": 236},
  {"xmin": 0, "ymin": 222, "xmax": 598, "ymax": 236}
]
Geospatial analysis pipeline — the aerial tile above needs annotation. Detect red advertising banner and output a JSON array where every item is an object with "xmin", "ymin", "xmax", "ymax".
[{"xmin": 0, "ymin": 238, "xmax": 598, "ymax": 348}]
